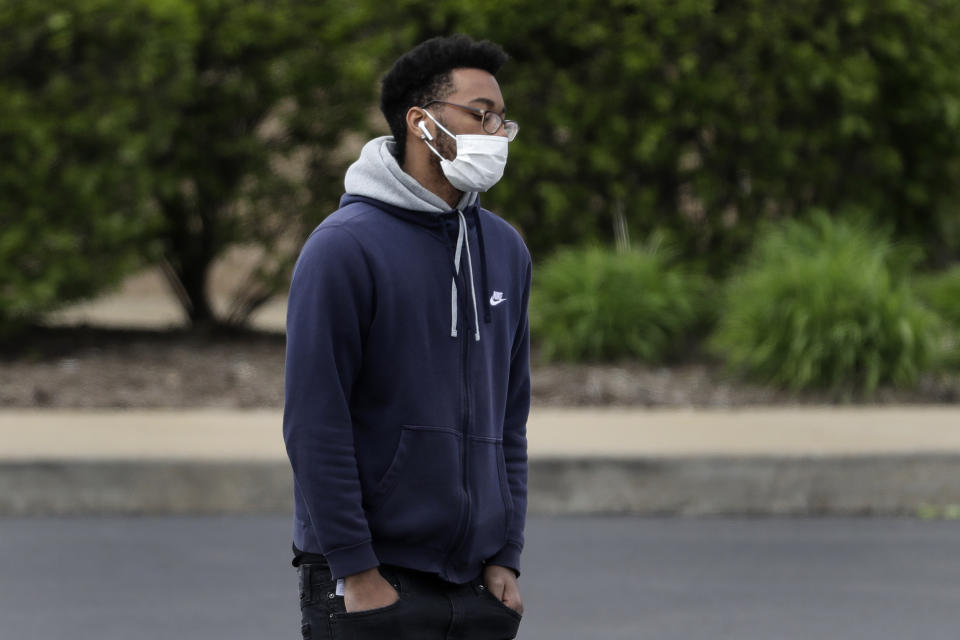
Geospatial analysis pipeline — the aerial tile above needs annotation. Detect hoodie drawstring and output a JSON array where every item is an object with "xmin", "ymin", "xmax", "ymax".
[
  {"xmin": 472, "ymin": 209, "xmax": 492, "ymax": 324},
  {"xmin": 450, "ymin": 216, "xmax": 464, "ymax": 338},
  {"xmin": 451, "ymin": 210, "xmax": 481, "ymax": 342}
]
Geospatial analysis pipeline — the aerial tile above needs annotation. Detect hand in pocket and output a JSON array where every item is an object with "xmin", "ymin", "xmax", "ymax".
[
  {"xmin": 344, "ymin": 567, "xmax": 400, "ymax": 613},
  {"xmin": 483, "ymin": 564, "xmax": 524, "ymax": 615}
]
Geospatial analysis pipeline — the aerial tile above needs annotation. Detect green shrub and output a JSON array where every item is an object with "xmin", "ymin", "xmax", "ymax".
[
  {"xmin": 916, "ymin": 266, "xmax": 960, "ymax": 329},
  {"xmin": 531, "ymin": 243, "xmax": 707, "ymax": 363},
  {"xmin": 711, "ymin": 213, "xmax": 940, "ymax": 393},
  {"xmin": 916, "ymin": 265, "xmax": 960, "ymax": 369}
]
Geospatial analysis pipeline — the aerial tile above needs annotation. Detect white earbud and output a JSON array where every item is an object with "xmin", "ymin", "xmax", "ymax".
[{"xmin": 418, "ymin": 121, "xmax": 433, "ymax": 141}]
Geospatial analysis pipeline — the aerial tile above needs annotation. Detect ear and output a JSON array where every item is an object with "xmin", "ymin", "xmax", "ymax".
[{"xmin": 406, "ymin": 107, "xmax": 433, "ymax": 142}]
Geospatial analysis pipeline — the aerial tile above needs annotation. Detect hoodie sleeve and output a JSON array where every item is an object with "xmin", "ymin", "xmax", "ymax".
[
  {"xmin": 282, "ymin": 225, "xmax": 379, "ymax": 580},
  {"xmin": 486, "ymin": 257, "xmax": 532, "ymax": 576}
]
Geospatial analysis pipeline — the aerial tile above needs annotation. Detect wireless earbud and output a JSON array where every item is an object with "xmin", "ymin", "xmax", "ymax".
[{"xmin": 418, "ymin": 121, "xmax": 433, "ymax": 141}]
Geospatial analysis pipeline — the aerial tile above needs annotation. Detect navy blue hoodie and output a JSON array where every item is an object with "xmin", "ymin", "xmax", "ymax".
[{"xmin": 283, "ymin": 136, "xmax": 530, "ymax": 584}]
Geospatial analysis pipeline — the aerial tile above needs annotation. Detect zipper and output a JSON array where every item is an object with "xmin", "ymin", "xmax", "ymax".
[{"xmin": 445, "ymin": 264, "xmax": 472, "ymax": 572}]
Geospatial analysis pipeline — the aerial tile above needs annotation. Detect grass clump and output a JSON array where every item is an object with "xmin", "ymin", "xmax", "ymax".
[
  {"xmin": 915, "ymin": 265, "xmax": 960, "ymax": 368},
  {"xmin": 531, "ymin": 243, "xmax": 706, "ymax": 363},
  {"xmin": 915, "ymin": 266, "xmax": 960, "ymax": 329},
  {"xmin": 711, "ymin": 213, "xmax": 939, "ymax": 394}
]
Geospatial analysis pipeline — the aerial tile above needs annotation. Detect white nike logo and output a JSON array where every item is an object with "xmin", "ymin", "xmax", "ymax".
[{"xmin": 489, "ymin": 291, "xmax": 507, "ymax": 306}]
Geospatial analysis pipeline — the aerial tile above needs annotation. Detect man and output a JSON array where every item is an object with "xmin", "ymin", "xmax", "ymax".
[{"xmin": 283, "ymin": 35, "xmax": 530, "ymax": 640}]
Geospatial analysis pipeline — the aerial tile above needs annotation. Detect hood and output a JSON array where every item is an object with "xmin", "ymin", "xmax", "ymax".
[
  {"xmin": 342, "ymin": 136, "xmax": 491, "ymax": 341},
  {"xmin": 344, "ymin": 136, "xmax": 477, "ymax": 214}
]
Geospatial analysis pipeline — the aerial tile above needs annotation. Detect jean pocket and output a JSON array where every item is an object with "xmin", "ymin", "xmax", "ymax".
[
  {"xmin": 478, "ymin": 583, "xmax": 523, "ymax": 622},
  {"xmin": 329, "ymin": 595, "xmax": 408, "ymax": 640},
  {"xmin": 332, "ymin": 596, "xmax": 404, "ymax": 620},
  {"xmin": 329, "ymin": 564, "xmax": 402, "ymax": 618}
]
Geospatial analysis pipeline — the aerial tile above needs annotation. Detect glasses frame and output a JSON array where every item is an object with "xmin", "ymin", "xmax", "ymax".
[{"xmin": 421, "ymin": 100, "xmax": 518, "ymax": 140}]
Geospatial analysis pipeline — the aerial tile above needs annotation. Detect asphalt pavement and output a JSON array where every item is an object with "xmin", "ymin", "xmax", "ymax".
[{"xmin": 3, "ymin": 515, "xmax": 960, "ymax": 640}]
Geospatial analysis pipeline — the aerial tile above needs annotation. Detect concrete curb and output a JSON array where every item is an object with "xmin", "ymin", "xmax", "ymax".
[
  {"xmin": 528, "ymin": 455, "xmax": 960, "ymax": 516},
  {"xmin": 4, "ymin": 455, "xmax": 960, "ymax": 516},
  {"xmin": 0, "ymin": 461, "xmax": 291, "ymax": 516}
]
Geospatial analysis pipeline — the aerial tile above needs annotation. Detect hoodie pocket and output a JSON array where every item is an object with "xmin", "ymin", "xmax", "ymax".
[
  {"xmin": 365, "ymin": 425, "xmax": 463, "ymax": 550},
  {"xmin": 460, "ymin": 437, "xmax": 513, "ymax": 566}
]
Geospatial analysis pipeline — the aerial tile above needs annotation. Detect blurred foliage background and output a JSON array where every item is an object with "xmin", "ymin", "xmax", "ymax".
[{"xmin": 2, "ymin": 0, "xmax": 960, "ymax": 392}]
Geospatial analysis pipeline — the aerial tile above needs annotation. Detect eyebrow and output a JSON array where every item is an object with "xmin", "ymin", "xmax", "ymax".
[{"xmin": 468, "ymin": 97, "xmax": 506, "ymax": 114}]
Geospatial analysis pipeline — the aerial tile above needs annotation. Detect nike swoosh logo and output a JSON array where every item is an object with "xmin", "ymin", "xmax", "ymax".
[{"xmin": 490, "ymin": 295, "xmax": 507, "ymax": 306}]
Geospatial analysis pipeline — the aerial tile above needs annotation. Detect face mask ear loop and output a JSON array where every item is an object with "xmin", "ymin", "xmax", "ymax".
[
  {"xmin": 421, "ymin": 110, "xmax": 458, "ymax": 162},
  {"xmin": 423, "ymin": 137, "xmax": 447, "ymax": 162},
  {"xmin": 423, "ymin": 109, "xmax": 457, "ymax": 140}
]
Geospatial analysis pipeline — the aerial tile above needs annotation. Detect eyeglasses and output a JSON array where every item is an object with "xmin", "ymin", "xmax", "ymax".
[{"xmin": 422, "ymin": 100, "xmax": 519, "ymax": 141}]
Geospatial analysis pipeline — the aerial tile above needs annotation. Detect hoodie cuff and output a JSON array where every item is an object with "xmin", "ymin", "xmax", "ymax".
[
  {"xmin": 323, "ymin": 540, "xmax": 380, "ymax": 580},
  {"xmin": 486, "ymin": 541, "xmax": 523, "ymax": 578}
]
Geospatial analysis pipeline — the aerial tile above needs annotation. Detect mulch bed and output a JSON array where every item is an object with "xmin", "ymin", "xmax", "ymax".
[{"xmin": 1, "ymin": 326, "xmax": 958, "ymax": 409}]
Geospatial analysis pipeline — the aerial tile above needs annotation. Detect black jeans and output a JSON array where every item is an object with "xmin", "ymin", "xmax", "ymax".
[{"xmin": 298, "ymin": 563, "xmax": 523, "ymax": 640}]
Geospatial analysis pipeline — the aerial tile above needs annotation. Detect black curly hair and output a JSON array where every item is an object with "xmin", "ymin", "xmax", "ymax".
[{"xmin": 380, "ymin": 35, "xmax": 508, "ymax": 160}]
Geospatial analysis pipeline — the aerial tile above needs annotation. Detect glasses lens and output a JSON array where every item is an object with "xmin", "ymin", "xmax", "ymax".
[
  {"xmin": 482, "ymin": 112, "xmax": 503, "ymax": 135},
  {"xmin": 480, "ymin": 111, "xmax": 518, "ymax": 140}
]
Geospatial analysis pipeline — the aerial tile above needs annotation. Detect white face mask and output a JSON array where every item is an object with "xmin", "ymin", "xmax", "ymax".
[{"xmin": 421, "ymin": 110, "xmax": 509, "ymax": 192}]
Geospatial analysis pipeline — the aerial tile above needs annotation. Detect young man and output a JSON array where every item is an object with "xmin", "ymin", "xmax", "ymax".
[{"xmin": 283, "ymin": 35, "xmax": 530, "ymax": 639}]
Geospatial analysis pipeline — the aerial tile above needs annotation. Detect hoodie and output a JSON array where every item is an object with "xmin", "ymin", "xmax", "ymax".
[{"xmin": 283, "ymin": 136, "xmax": 531, "ymax": 584}]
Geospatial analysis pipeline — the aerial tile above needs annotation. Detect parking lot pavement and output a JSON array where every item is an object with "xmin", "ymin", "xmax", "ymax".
[{"xmin": 3, "ymin": 515, "xmax": 960, "ymax": 640}]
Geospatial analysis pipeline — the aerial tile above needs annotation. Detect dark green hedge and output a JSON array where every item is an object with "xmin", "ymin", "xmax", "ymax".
[
  {"xmin": 4, "ymin": 0, "xmax": 960, "ymax": 332},
  {"xmin": 0, "ymin": 0, "xmax": 387, "ymax": 330},
  {"xmin": 0, "ymin": 0, "xmax": 195, "ymax": 331},
  {"xmin": 394, "ymin": 0, "xmax": 960, "ymax": 268}
]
